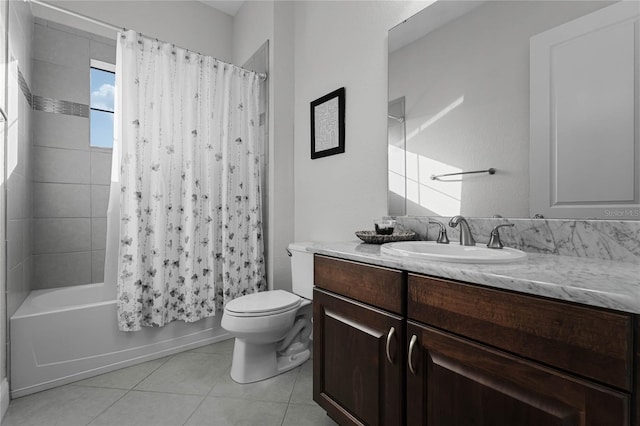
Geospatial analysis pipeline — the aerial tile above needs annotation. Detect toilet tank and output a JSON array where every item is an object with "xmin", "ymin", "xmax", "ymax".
[{"xmin": 288, "ymin": 243, "xmax": 314, "ymax": 300}]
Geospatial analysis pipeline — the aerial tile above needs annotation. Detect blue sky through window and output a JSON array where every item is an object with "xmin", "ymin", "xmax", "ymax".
[{"xmin": 90, "ymin": 67, "xmax": 115, "ymax": 147}]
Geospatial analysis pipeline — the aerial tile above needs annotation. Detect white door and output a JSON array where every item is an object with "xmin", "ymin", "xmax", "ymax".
[{"xmin": 530, "ymin": 1, "xmax": 639, "ymax": 219}]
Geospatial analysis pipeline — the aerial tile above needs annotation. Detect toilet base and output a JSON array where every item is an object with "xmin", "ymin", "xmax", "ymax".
[{"xmin": 230, "ymin": 339, "xmax": 310, "ymax": 384}]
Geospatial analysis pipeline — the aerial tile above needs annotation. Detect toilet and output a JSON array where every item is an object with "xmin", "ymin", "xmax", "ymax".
[{"xmin": 221, "ymin": 243, "xmax": 313, "ymax": 383}]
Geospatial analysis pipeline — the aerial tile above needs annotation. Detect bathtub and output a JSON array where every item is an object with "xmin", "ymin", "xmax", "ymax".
[{"xmin": 10, "ymin": 282, "xmax": 230, "ymax": 398}]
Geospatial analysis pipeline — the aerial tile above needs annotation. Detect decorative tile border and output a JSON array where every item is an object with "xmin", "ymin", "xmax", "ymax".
[
  {"xmin": 394, "ymin": 216, "xmax": 640, "ymax": 263},
  {"xmin": 32, "ymin": 96, "xmax": 89, "ymax": 118},
  {"xmin": 17, "ymin": 66, "xmax": 89, "ymax": 118},
  {"xmin": 17, "ymin": 68, "xmax": 33, "ymax": 107}
]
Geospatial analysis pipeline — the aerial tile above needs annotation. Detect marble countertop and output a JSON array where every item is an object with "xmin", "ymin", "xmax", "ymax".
[{"xmin": 305, "ymin": 241, "xmax": 640, "ymax": 314}]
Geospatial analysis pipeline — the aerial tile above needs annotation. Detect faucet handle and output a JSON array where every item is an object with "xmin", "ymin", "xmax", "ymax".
[
  {"xmin": 486, "ymin": 223, "xmax": 515, "ymax": 249},
  {"xmin": 428, "ymin": 220, "xmax": 450, "ymax": 244}
]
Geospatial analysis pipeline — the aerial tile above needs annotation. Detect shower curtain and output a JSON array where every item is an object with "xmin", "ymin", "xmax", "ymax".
[{"xmin": 106, "ymin": 30, "xmax": 266, "ymax": 332}]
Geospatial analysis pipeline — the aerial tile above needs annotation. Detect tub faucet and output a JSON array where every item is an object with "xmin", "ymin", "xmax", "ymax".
[{"xmin": 448, "ymin": 215, "xmax": 476, "ymax": 246}]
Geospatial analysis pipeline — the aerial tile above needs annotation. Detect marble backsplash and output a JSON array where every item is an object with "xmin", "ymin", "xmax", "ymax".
[{"xmin": 393, "ymin": 216, "xmax": 640, "ymax": 263}]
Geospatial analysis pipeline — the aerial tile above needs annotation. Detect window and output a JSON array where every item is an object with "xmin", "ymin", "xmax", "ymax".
[{"xmin": 90, "ymin": 60, "xmax": 115, "ymax": 148}]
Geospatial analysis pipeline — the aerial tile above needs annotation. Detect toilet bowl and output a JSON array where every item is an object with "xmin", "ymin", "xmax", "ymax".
[{"xmin": 221, "ymin": 243, "xmax": 313, "ymax": 384}]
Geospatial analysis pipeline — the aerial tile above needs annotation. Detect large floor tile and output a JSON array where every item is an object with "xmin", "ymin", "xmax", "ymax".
[
  {"xmin": 88, "ymin": 390, "xmax": 203, "ymax": 426},
  {"xmin": 134, "ymin": 352, "xmax": 230, "ymax": 395},
  {"xmin": 74, "ymin": 357, "xmax": 171, "ymax": 390},
  {"xmin": 185, "ymin": 338, "xmax": 235, "ymax": 356},
  {"xmin": 289, "ymin": 359, "xmax": 314, "ymax": 405},
  {"xmin": 209, "ymin": 365, "xmax": 299, "ymax": 403},
  {"xmin": 282, "ymin": 403, "xmax": 338, "ymax": 426},
  {"xmin": 185, "ymin": 396, "xmax": 287, "ymax": 426},
  {"xmin": 2, "ymin": 385, "xmax": 126, "ymax": 426}
]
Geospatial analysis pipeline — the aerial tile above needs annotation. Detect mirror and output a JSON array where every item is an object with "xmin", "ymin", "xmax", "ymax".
[{"xmin": 388, "ymin": 0, "xmax": 639, "ymax": 219}]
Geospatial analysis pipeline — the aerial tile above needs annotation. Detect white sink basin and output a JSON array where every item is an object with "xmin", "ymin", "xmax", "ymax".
[{"xmin": 381, "ymin": 241, "xmax": 527, "ymax": 264}]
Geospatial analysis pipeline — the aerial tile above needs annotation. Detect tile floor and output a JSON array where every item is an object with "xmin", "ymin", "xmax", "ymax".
[{"xmin": 2, "ymin": 339, "xmax": 338, "ymax": 426}]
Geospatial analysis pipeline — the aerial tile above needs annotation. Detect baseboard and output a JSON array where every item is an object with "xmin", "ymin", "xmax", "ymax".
[{"xmin": 0, "ymin": 378, "xmax": 9, "ymax": 422}]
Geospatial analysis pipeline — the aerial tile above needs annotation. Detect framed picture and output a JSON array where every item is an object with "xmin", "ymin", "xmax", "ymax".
[{"xmin": 310, "ymin": 87, "xmax": 345, "ymax": 159}]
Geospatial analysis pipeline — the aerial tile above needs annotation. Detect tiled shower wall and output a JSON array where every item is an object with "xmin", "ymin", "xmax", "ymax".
[
  {"xmin": 6, "ymin": 0, "xmax": 33, "ymax": 318},
  {"xmin": 31, "ymin": 19, "xmax": 115, "ymax": 289}
]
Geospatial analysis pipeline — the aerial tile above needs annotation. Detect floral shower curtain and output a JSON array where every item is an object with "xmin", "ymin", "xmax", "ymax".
[{"xmin": 108, "ymin": 30, "xmax": 266, "ymax": 331}]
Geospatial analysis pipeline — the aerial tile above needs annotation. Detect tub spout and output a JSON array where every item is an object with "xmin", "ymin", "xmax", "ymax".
[{"xmin": 449, "ymin": 215, "xmax": 476, "ymax": 246}]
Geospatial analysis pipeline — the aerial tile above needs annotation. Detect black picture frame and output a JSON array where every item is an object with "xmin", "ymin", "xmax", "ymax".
[{"xmin": 310, "ymin": 87, "xmax": 345, "ymax": 159}]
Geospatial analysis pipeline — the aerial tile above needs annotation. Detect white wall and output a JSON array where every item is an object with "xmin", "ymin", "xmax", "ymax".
[
  {"xmin": 233, "ymin": 1, "xmax": 295, "ymax": 292},
  {"xmin": 270, "ymin": 2, "xmax": 295, "ymax": 291},
  {"xmin": 293, "ymin": 1, "xmax": 429, "ymax": 242},
  {"xmin": 235, "ymin": 1, "xmax": 428, "ymax": 288},
  {"xmin": 34, "ymin": 1, "xmax": 233, "ymax": 60},
  {"xmin": 232, "ymin": 1, "xmax": 273, "ymax": 65},
  {"xmin": 0, "ymin": 1, "xmax": 6, "ymax": 418}
]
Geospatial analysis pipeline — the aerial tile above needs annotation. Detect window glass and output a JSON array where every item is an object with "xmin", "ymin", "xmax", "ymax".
[
  {"xmin": 90, "ymin": 66, "xmax": 115, "ymax": 147},
  {"xmin": 90, "ymin": 110, "xmax": 115, "ymax": 148}
]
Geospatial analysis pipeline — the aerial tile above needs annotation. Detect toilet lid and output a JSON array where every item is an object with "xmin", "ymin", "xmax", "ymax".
[{"xmin": 225, "ymin": 290, "xmax": 301, "ymax": 316}]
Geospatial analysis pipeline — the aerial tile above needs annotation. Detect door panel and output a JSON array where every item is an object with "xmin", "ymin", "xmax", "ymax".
[
  {"xmin": 323, "ymin": 310, "xmax": 381, "ymax": 424},
  {"xmin": 314, "ymin": 288, "xmax": 405, "ymax": 426},
  {"xmin": 407, "ymin": 321, "xmax": 629, "ymax": 426},
  {"xmin": 530, "ymin": 1, "xmax": 640, "ymax": 219}
]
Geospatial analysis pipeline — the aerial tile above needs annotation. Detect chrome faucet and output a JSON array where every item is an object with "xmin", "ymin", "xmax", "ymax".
[
  {"xmin": 428, "ymin": 219, "xmax": 450, "ymax": 244},
  {"xmin": 448, "ymin": 215, "xmax": 476, "ymax": 246}
]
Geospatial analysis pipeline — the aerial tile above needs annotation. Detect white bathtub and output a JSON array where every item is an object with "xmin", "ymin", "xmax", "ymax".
[{"xmin": 10, "ymin": 282, "xmax": 230, "ymax": 398}]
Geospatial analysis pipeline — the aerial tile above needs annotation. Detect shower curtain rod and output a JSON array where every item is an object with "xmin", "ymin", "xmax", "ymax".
[{"xmin": 28, "ymin": 0, "xmax": 268, "ymax": 81}]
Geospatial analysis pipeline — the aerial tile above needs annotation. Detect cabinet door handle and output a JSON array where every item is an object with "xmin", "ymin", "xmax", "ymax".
[
  {"xmin": 408, "ymin": 334, "xmax": 418, "ymax": 375},
  {"xmin": 385, "ymin": 327, "xmax": 396, "ymax": 364}
]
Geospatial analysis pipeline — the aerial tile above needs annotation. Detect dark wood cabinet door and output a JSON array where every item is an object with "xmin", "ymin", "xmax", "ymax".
[
  {"xmin": 406, "ymin": 321, "xmax": 629, "ymax": 426},
  {"xmin": 313, "ymin": 288, "xmax": 405, "ymax": 426}
]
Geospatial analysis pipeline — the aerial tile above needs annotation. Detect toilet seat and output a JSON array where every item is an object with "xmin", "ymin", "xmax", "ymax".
[{"xmin": 224, "ymin": 290, "xmax": 302, "ymax": 317}]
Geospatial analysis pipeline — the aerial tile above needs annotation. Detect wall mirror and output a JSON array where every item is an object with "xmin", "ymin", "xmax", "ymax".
[{"xmin": 388, "ymin": 0, "xmax": 639, "ymax": 220}]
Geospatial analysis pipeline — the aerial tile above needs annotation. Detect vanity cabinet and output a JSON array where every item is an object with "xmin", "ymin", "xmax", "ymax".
[{"xmin": 313, "ymin": 254, "xmax": 638, "ymax": 426}]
